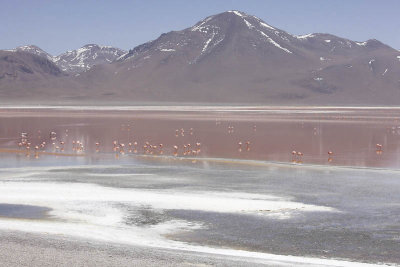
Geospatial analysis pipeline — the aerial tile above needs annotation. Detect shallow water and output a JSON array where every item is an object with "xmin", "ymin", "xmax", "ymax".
[
  {"xmin": 1, "ymin": 107, "xmax": 400, "ymax": 168},
  {"xmin": 0, "ymin": 204, "xmax": 50, "ymax": 219}
]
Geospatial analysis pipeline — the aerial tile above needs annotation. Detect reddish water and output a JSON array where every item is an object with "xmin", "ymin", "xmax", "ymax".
[{"xmin": 1, "ymin": 107, "xmax": 400, "ymax": 168}]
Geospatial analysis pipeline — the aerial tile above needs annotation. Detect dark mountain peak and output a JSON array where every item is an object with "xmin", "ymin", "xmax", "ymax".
[
  {"xmin": 191, "ymin": 10, "xmax": 280, "ymax": 34},
  {"xmin": 16, "ymin": 44, "xmax": 42, "ymax": 50},
  {"xmin": 362, "ymin": 39, "xmax": 387, "ymax": 49},
  {"xmin": 11, "ymin": 45, "xmax": 55, "ymax": 61},
  {"xmin": 118, "ymin": 10, "xmax": 296, "ymax": 64},
  {"xmin": 226, "ymin": 10, "xmax": 246, "ymax": 15},
  {"xmin": 0, "ymin": 50, "xmax": 62, "ymax": 78},
  {"xmin": 81, "ymin": 44, "xmax": 117, "ymax": 50}
]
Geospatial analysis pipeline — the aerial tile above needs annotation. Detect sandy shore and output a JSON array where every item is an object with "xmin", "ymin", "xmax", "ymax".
[
  {"xmin": 0, "ymin": 230, "xmax": 270, "ymax": 267},
  {"xmin": 1, "ymin": 230, "xmax": 392, "ymax": 267}
]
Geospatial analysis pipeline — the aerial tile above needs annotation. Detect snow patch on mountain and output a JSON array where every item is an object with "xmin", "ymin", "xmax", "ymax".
[
  {"xmin": 259, "ymin": 21, "xmax": 275, "ymax": 31},
  {"xmin": 243, "ymin": 18, "xmax": 254, "ymax": 29},
  {"xmin": 191, "ymin": 16, "xmax": 214, "ymax": 32},
  {"xmin": 296, "ymin": 34, "xmax": 315, "ymax": 40},
  {"xmin": 202, "ymin": 33, "xmax": 216, "ymax": 53},
  {"xmin": 368, "ymin": 59, "xmax": 375, "ymax": 72},
  {"xmin": 258, "ymin": 30, "xmax": 292, "ymax": 54},
  {"xmin": 227, "ymin": 10, "xmax": 244, "ymax": 17}
]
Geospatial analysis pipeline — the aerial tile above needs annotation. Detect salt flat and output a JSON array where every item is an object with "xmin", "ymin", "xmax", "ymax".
[{"xmin": 0, "ymin": 159, "xmax": 399, "ymax": 266}]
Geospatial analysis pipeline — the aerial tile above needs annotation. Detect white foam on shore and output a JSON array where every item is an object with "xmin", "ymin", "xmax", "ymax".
[{"xmin": 0, "ymin": 182, "xmax": 335, "ymax": 219}]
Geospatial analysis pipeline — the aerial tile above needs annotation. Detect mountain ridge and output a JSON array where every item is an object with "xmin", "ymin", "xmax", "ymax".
[
  {"xmin": 1, "ymin": 10, "xmax": 400, "ymax": 105},
  {"xmin": 4, "ymin": 44, "xmax": 126, "ymax": 74}
]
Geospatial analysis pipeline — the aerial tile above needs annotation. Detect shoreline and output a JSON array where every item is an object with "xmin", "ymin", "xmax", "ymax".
[
  {"xmin": 0, "ymin": 230, "xmax": 394, "ymax": 267},
  {"xmin": 2, "ymin": 150, "xmax": 400, "ymax": 173}
]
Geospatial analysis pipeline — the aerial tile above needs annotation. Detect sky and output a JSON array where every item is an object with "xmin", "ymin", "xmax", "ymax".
[{"xmin": 2, "ymin": 0, "xmax": 400, "ymax": 55}]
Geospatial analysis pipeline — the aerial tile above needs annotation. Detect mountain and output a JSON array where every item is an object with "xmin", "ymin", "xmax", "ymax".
[
  {"xmin": 4, "ymin": 44, "xmax": 126, "ymax": 74},
  {"xmin": 73, "ymin": 10, "xmax": 400, "ymax": 104},
  {"xmin": 0, "ymin": 44, "xmax": 125, "ymax": 101},
  {"xmin": 1, "ymin": 10, "xmax": 400, "ymax": 105},
  {"xmin": 0, "ymin": 50, "xmax": 67, "ymax": 98},
  {"xmin": 8, "ymin": 45, "xmax": 55, "ymax": 62},
  {"xmin": 53, "ymin": 44, "xmax": 126, "ymax": 73}
]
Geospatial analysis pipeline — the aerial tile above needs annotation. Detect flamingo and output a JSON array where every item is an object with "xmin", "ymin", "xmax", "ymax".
[
  {"xmin": 133, "ymin": 141, "xmax": 138, "ymax": 153},
  {"xmin": 119, "ymin": 143, "xmax": 125, "ymax": 154},
  {"xmin": 327, "ymin": 151, "xmax": 333, "ymax": 162},
  {"xmin": 245, "ymin": 141, "xmax": 250, "ymax": 151},
  {"xmin": 296, "ymin": 151, "xmax": 303, "ymax": 163},
  {"xmin": 159, "ymin": 144, "xmax": 164, "ymax": 154},
  {"xmin": 34, "ymin": 146, "xmax": 39, "ymax": 158},
  {"xmin": 196, "ymin": 142, "xmax": 201, "ymax": 153},
  {"xmin": 376, "ymin": 144, "xmax": 383, "ymax": 155},
  {"xmin": 291, "ymin": 151, "xmax": 297, "ymax": 162},
  {"xmin": 238, "ymin": 142, "xmax": 243, "ymax": 152}
]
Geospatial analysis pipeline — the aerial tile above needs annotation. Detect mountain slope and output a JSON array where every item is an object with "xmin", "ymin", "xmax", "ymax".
[{"xmin": 0, "ymin": 50, "xmax": 67, "ymax": 98}]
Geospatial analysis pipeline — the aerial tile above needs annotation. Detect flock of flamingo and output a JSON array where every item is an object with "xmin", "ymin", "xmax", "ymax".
[
  {"xmin": 11, "ymin": 121, "xmax": 385, "ymax": 164},
  {"xmin": 15, "ymin": 127, "xmax": 205, "ymax": 160}
]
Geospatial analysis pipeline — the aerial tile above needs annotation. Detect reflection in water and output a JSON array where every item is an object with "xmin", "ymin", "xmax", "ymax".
[{"xmin": 0, "ymin": 107, "xmax": 400, "ymax": 168}]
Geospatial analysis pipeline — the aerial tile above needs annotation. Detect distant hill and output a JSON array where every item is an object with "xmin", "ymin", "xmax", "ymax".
[
  {"xmin": 5, "ymin": 44, "xmax": 126, "ymax": 74},
  {"xmin": 1, "ymin": 10, "xmax": 400, "ymax": 105},
  {"xmin": 0, "ymin": 50, "xmax": 65, "ymax": 99}
]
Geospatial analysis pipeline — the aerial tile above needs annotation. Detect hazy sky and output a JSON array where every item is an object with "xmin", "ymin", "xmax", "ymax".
[{"xmin": 2, "ymin": 0, "xmax": 399, "ymax": 55}]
